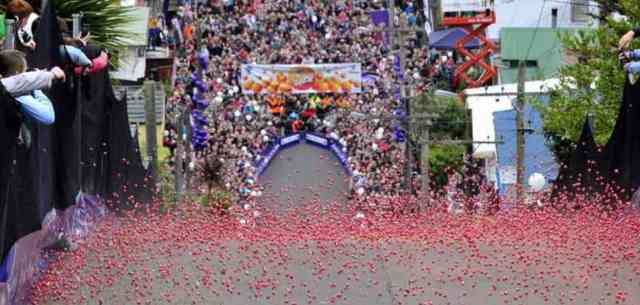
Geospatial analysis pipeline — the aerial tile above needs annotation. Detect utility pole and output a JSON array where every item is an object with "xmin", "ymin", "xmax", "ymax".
[
  {"xmin": 394, "ymin": 1, "xmax": 415, "ymax": 194},
  {"xmin": 430, "ymin": 0, "xmax": 442, "ymax": 32},
  {"xmin": 516, "ymin": 61, "xmax": 526, "ymax": 203},
  {"xmin": 414, "ymin": 114, "xmax": 433, "ymax": 200},
  {"xmin": 385, "ymin": 0, "xmax": 431, "ymax": 197},
  {"xmin": 174, "ymin": 104, "xmax": 186, "ymax": 204},
  {"xmin": 144, "ymin": 80, "xmax": 159, "ymax": 184}
]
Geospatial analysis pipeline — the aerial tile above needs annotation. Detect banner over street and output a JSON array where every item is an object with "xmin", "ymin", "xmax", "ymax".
[{"xmin": 241, "ymin": 64, "xmax": 362, "ymax": 95}]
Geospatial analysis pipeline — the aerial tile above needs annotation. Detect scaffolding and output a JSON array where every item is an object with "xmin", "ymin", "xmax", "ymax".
[{"xmin": 442, "ymin": 8, "xmax": 497, "ymax": 88}]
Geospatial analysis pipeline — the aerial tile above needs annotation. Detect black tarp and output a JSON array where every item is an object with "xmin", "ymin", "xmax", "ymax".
[
  {"xmin": 552, "ymin": 117, "xmax": 599, "ymax": 199},
  {"xmin": 0, "ymin": 85, "xmax": 24, "ymax": 267},
  {"xmin": 96, "ymin": 75, "xmax": 152, "ymax": 208},
  {"xmin": 599, "ymin": 77, "xmax": 640, "ymax": 201},
  {"xmin": 0, "ymin": 1, "xmax": 75, "ymax": 264},
  {"xmin": 0, "ymin": 2, "xmax": 151, "ymax": 262}
]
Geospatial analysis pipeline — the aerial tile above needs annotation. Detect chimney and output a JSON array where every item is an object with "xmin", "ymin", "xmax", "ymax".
[{"xmin": 551, "ymin": 8, "xmax": 558, "ymax": 28}]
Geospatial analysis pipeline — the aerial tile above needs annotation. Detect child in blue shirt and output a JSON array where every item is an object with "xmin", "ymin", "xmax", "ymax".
[{"xmin": 0, "ymin": 50, "xmax": 66, "ymax": 125}]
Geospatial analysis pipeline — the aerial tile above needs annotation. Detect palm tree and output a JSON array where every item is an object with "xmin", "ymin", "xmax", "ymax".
[{"xmin": 1, "ymin": 0, "xmax": 135, "ymax": 67}]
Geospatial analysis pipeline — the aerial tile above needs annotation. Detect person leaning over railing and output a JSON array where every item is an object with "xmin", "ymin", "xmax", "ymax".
[
  {"xmin": 7, "ymin": 0, "xmax": 106, "ymax": 76},
  {"xmin": 0, "ymin": 49, "xmax": 66, "ymax": 125}
]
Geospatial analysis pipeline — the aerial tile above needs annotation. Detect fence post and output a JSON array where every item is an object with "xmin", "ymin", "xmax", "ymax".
[
  {"xmin": 144, "ymin": 80, "xmax": 158, "ymax": 184},
  {"xmin": 184, "ymin": 109, "xmax": 192, "ymax": 198},
  {"xmin": 174, "ymin": 106, "xmax": 185, "ymax": 204},
  {"xmin": 3, "ymin": 18, "xmax": 15, "ymax": 50}
]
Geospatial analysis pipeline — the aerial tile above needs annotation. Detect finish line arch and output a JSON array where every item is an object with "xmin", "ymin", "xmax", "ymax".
[
  {"xmin": 255, "ymin": 133, "xmax": 355, "ymax": 207},
  {"xmin": 256, "ymin": 133, "xmax": 353, "ymax": 177}
]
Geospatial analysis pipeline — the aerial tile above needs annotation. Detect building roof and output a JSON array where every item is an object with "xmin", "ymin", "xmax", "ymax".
[
  {"xmin": 429, "ymin": 27, "xmax": 482, "ymax": 50},
  {"xmin": 464, "ymin": 78, "xmax": 561, "ymax": 96}
]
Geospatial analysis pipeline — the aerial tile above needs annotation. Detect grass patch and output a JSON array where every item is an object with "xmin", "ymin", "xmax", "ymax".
[{"xmin": 137, "ymin": 124, "xmax": 170, "ymax": 162}]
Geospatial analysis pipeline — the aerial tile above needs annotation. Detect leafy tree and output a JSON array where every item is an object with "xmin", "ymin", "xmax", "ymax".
[
  {"xmin": 533, "ymin": 0, "xmax": 639, "ymax": 161},
  {"xmin": 54, "ymin": 0, "xmax": 135, "ymax": 67},
  {"xmin": 428, "ymin": 144, "xmax": 466, "ymax": 190},
  {"xmin": 1, "ymin": 0, "xmax": 134, "ymax": 67},
  {"xmin": 413, "ymin": 93, "xmax": 469, "ymax": 190}
]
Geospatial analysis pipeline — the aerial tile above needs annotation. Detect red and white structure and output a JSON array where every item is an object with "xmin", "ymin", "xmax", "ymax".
[{"xmin": 441, "ymin": 0, "xmax": 497, "ymax": 88}]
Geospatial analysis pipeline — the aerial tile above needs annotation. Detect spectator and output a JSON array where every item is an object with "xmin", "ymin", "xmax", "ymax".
[{"xmin": 164, "ymin": 0, "xmax": 434, "ymax": 203}]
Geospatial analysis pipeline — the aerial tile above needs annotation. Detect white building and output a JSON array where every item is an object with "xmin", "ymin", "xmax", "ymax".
[
  {"xmin": 110, "ymin": 6, "xmax": 150, "ymax": 82},
  {"xmin": 464, "ymin": 78, "xmax": 561, "ymax": 186},
  {"xmin": 434, "ymin": 0, "xmax": 598, "ymax": 40}
]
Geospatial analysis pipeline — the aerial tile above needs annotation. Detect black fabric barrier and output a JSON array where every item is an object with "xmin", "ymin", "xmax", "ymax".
[
  {"xmin": 599, "ymin": 78, "xmax": 640, "ymax": 200},
  {"xmin": 558, "ymin": 78, "xmax": 640, "ymax": 202},
  {"xmin": 0, "ymin": 2, "xmax": 151, "ymax": 262},
  {"xmin": 552, "ymin": 117, "xmax": 600, "ymax": 199}
]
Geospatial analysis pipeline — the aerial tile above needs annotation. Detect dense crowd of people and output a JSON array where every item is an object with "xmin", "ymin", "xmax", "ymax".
[
  {"xmin": 161, "ymin": 0, "xmax": 432, "ymax": 205},
  {"xmin": 428, "ymin": 50, "xmax": 458, "ymax": 91}
]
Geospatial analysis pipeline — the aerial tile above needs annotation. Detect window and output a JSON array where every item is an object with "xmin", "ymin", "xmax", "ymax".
[
  {"xmin": 506, "ymin": 60, "xmax": 537, "ymax": 68},
  {"xmin": 571, "ymin": 0, "xmax": 590, "ymax": 23}
]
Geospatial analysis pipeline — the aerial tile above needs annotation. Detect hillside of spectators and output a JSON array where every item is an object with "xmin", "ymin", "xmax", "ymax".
[{"xmin": 161, "ymin": 0, "xmax": 431, "ymax": 208}]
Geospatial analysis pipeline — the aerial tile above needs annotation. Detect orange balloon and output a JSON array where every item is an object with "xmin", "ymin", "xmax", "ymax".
[
  {"xmin": 242, "ymin": 80, "xmax": 255, "ymax": 90},
  {"xmin": 279, "ymin": 82, "xmax": 293, "ymax": 93},
  {"xmin": 276, "ymin": 72, "xmax": 287, "ymax": 83},
  {"xmin": 327, "ymin": 81, "xmax": 338, "ymax": 93},
  {"xmin": 319, "ymin": 81, "xmax": 329, "ymax": 92}
]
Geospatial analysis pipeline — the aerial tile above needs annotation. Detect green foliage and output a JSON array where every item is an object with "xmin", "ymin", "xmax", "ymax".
[
  {"xmin": 414, "ymin": 92, "xmax": 470, "ymax": 189},
  {"xmin": 429, "ymin": 95, "xmax": 469, "ymax": 141},
  {"xmin": 534, "ymin": 0, "xmax": 640, "ymax": 158},
  {"xmin": 55, "ymin": 0, "xmax": 136, "ymax": 68},
  {"xmin": 0, "ymin": 0, "xmax": 135, "ymax": 68},
  {"xmin": 428, "ymin": 144, "xmax": 466, "ymax": 190}
]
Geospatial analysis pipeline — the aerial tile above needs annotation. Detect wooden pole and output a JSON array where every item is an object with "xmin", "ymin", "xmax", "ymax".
[
  {"xmin": 387, "ymin": 0, "xmax": 415, "ymax": 194},
  {"xmin": 420, "ymin": 121, "xmax": 431, "ymax": 202},
  {"xmin": 144, "ymin": 80, "xmax": 159, "ymax": 184},
  {"xmin": 184, "ymin": 107, "xmax": 192, "ymax": 197},
  {"xmin": 516, "ymin": 61, "xmax": 526, "ymax": 204},
  {"xmin": 174, "ymin": 106, "xmax": 186, "ymax": 203},
  {"xmin": 430, "ymin": 0, "xmax": 442, "ymax": 31}
]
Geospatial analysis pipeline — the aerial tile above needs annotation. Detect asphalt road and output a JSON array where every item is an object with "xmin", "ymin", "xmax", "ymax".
[
  {"xmin": 33, "ymin": 144, "xmax": 640, "ymax": 305},
  {"xmin": 258, "ymin": 143, "xmax": 350, "ymax": 211}
]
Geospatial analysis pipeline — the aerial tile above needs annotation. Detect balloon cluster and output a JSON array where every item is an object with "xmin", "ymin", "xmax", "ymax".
[{"xmin": 190, "ymin": 73, "xmax": 210, "ymax": 151}]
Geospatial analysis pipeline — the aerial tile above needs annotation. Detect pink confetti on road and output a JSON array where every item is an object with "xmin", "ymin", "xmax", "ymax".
[{"xmin": 27, "ymin": 198, "xmax": 640, "ymax": 305}]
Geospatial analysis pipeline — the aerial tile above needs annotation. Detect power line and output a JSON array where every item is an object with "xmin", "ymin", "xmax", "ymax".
[{"xmin": 524, "ymin": 1, "xmax": 548, "ymax": 62}]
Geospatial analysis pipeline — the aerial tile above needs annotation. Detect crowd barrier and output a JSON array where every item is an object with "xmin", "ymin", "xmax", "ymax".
[{"xmin": 256, "ymin": 133, "xmax": 353, "ymax": 177}]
